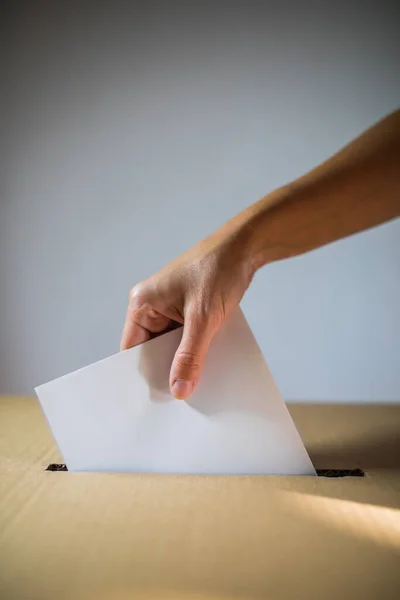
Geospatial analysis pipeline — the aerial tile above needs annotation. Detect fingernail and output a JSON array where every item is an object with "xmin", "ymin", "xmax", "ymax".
[{"xmin": 172, "ymin": 380, "xmax": 194, "ymax": 400}]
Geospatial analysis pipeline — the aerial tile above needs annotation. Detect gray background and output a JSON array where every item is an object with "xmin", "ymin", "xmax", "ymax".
[{"xmin": 1, "ymin": 1, "xmax": 399, "ymax": 401}]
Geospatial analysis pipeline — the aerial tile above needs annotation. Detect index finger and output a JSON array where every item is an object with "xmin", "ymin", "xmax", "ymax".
[
  {"xmin": 120, "ymin": 313, "xmax": 151, "ymax": 350},
  {"xmin": 120, "ymin": 303, "xmax": 172, "ymax": 351}
]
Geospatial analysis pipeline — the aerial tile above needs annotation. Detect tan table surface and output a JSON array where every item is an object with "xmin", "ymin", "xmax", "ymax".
[{"xmin": 1, "ymin": 396, "xmax": 399, "ymax": 600}]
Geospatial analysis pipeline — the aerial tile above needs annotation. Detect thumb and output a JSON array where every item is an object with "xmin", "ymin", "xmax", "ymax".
[{"xmin": 170, "ymin": 310, "xmax": 217, "ymax": 400}]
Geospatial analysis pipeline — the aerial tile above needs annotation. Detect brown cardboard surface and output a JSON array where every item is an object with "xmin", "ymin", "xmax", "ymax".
[{"xmin": 1, "ymin": 396, "xmax": 399, "ymax": 600}]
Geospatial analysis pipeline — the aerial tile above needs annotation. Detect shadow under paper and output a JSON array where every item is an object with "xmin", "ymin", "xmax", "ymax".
[{"xmin": 138, "ymin": 324, "xmax": 182, "ymax": 401}]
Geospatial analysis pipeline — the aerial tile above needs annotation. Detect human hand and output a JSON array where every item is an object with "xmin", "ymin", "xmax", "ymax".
[{"xmin": 120, "ymin": 230, "xmax": 254, "ymax": 399}]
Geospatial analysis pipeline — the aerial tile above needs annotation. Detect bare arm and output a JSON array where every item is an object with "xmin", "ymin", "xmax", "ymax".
[
  {"xmin": 229, "ymin": 109, "xmax": 400, "ymax": 270},
  {"xmin": 121, "ymin": 110, "xmax": 400, "ymax": 399}
]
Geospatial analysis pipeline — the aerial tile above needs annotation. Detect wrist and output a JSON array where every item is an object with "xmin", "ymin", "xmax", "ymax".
[{"xmin": 228, "ymin": 185, "xmax": 294, "ymax": 274}]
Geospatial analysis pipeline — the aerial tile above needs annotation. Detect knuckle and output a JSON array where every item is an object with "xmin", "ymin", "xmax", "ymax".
[
  {"xmin": 174, "ymin": 351, "xmax": 201, "ymax": 370},
  {"xmin": 129, "ymin": 283, "xmax": 147, "ymax": 308},
  {"xmin": 128, "ymin": 284, "xmax": 161, "ymax": 324}
]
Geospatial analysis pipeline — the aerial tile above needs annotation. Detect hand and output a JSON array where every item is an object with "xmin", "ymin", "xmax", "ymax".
[{"xmin": 120, "ymin": 230, "xmax": 254, "ymax": 399}]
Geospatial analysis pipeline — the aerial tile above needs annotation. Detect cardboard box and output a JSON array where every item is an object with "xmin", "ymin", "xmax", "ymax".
[{"xmin": 1, "ymin": 396, "xmax": 399, "ymax": 600}]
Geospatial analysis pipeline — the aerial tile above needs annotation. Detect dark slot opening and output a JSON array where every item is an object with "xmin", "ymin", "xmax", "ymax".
[
  {"xmin": 316, "ymin": 468, "xmax": 365, "ymax": 477},
  {"xmin": 45, "ymin": 464, "xmax": 365, "ymax": 477}
]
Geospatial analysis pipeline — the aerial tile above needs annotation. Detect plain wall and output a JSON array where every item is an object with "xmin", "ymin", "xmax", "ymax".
[{"xmin": 1, "ymin": 1, "xmax": 399, "ymax": 401}]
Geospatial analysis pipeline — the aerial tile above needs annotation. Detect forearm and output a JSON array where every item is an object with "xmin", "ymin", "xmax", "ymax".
[{"xmin": 226, "ymin": 110, "xmax": 400, "ymax": 272}]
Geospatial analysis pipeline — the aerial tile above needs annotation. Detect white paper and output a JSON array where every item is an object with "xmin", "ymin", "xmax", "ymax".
[{"xmin": 35, "ymin": 308, "xmax": 315, "ymax": 475}]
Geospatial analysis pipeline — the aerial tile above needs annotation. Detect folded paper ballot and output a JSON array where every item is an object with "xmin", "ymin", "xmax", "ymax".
[{"xmin": 35, "ymin": 308, "xmax": 315, "ymax": 475}]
